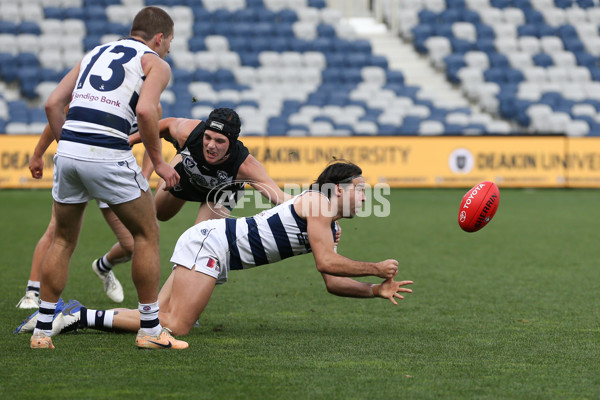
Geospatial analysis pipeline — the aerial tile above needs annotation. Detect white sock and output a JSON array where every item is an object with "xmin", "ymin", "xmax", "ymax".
[
  {"xmin": 85, "ymin": 309, "xmax": 115, "ymax": 329},
  {"xmin": 34, "ymin": 300, "xmax": 57, "ymax": 336},
  {"xmin": 26, "ymin": 280, "xmax": 40, "ymax": 294},
  {"xmin": 139, "ymin": 301, "xmax": 161, "ymax": 336},
  {"xmin": 101, "ymin": 254, "xmax": 113, "ymax": 268}
]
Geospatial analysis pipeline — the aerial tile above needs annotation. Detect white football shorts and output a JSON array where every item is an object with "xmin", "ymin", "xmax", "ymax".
[
  {"xmin": 170, "ymin": 219, "xmax": 230, "ymax": 284},
  {"xmin": 52, "ymin": 154, "xmax": 149, "ymax": 205}
]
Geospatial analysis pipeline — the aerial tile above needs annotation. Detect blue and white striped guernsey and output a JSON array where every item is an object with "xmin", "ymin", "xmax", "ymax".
[
  {"xmin": 57, "ymin": 38, "xmax": 158, "ymax": 162},
  {"xmin": 225, "ymin": 191, "xmax": 337, "ymax": 270}
]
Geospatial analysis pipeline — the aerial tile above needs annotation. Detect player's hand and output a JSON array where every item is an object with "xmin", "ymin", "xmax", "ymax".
[
  {"xmin": 375, "ymin": 259, "xmax": 398, "ymax": 279},
  {"xmin": 154, "ymin": 161, "xmax": 179, "ymax": 190},
  {"xmin": 334, "ymin": 221, "xmax": 342, "ymax": 245},
  {"xmin": 378, "ymin": 279, "xmax": 413, "ymax": 305},
  {"xmin": 29, "ymin": 155, "xmax": 44, "ymax": 179}
]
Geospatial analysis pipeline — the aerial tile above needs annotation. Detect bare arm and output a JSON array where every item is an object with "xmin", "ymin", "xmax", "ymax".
[
  {"xmin": 321, "ymin": 274, "xmax": 413, "ymax": 305},
  {"xmin": 29, "ymin": 124, "xmax": 55, "ymax": 179},
  {"xmin": 238, "ymin": 155, "xmax": 292, "ymax": 205},
  {"xmin": 300, "ymin": 193, "xmax": 398, "ymax": 279},
  {"xmin": 45, "ymin": 63, "xmax": 80, "ymax": 141},
  {"xmin": 30, "ymin": 105, "xmax": 71, "ymax": 179},
  {"xmin": 129, "ymin": 117, "xmax": 196, "ymax": 149},
  {"xmin": 137, "ymin": 54, "xmax": 179, "ymax": 189}
]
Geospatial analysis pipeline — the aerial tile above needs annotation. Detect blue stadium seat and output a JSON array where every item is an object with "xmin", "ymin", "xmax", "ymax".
[
  {"xmin": 273, "ymin": 23, "xmax": 295, "ymax": 38},
  {"xmin": 0, "ymin": 21, "xmax": 18, "ymax": 34},
  {"xmin": 213, "ymin": 69, "xmax": 236, "ymax": 84},
  {"xmin": 246, "ymin": 0, "xmax": 264, "ymax": 7},
  {"xmin": 554, "ymin": 0, "xmax": 572, "ymax": 8},
  {"xmin": 517, "ymin": 24, "xmax": 537, "ymax": 37},
  {"xmin": 63, "ymin": 7, "xmax": 85, "ymax": 20},
  {"xmin": 43, "ymin": 7, "xmax": 63, "ymax": 20},
  {"xmin": 490, "ymin": 0, "xmax": 510, "ymax": 7},
  {"xmin": 308, "ymin": 0, "xmax": 327, "ymax": 8},
  {"xmin": 451, "ymin": 38, "xmax": 473, "ymax": 54},
  {"xmin": 538, "ymin": 24, "xmax": 557, "ymax": 37},
  {"xmin": 447, "ymin": 0, "xmax": 466, "ymax": 8},
  {"xmin": 84, "ymin": 6, "xmax": 107, "ymax": 22},
  {"xmin": 523, "ymin": 9, "xmax": 544, "ymax": 24},
  {"xmin": 532, "ymin": 53, "xmax": 553, "ymax": 67},
  {"xmin": 514, "ymin": 0, "xmax": 532, "ymax": 8},
  {"xmin": 107, "ymin": 22, "xmax": 129, "ymax": 36},
  {"xmin": 255, "ymin": 8, "xmax": 276, "ymax": 23},
  {"xmin": 29, "ymin": 108, "xmax": 47, "ymax": 123},
  {"xmin": 353, "ymin": 40, "xmax": 372, "ymax": 54},
  {"xmin": 475, "ymin": 38, "xmax": 496, "ymax": 54},
  {"xmin": 317, "ymin": 24, "xmax": 336, "ymax": 38},
  {"xmin": 418, "ymin": 10, "xmax": 438, "ymax": 25},
  {"xmin": 489, "ymin": 53, "xmax": 510, "ymax": 68},
  {"xmin": 188, "ymin": 37, "xmax": 207, "ymax": 52},
  {"xmin": 39, "ymin": 68, "xmax": 61, "ymax": 82},
  {"xmin": 440, "ymin": 9, "xmax": 463, "ymax": 24},
  {"xmin": 386, "ymin": 70, "xmax": 404, "ymax": 85},
  {"xmin": 8, "ymin": 101, "xmax": 30, "ymax": 122},
  {"xmin": 277, "ymin": 9, "xmax": 298, "ymax": 23},
  {"xmin": 346, "ymin": 53, "xmax": 369, "ymax": 68},
  {"xmin": 563, "ymin": 38, "xmax": 585, "ymax": 53},
  {"xmin": 369, "ymin": 55, "xmax": 388, "ymax": 69},
  {"xmin": 475, "ymin": 24, "xmax": 495, "ymax": 40},
  {"xmin": 463, "ymin": 10, "xmax": 481, "ymax": 24},
  {"xmin": 234, "ymin": 9, "xmax": 257, "ymax": 23},
  {"xmin": 576, "ymin": 0, "xmax": 594, "ymax": 7},
  {"xmin": 270, "ymin": 37, "xmax": 289, "ymax": 52},
  {"xmin": 86, "ymin": 21, "xmax": 107, "ymax": 36},
  {"xmin": 192, "ymin": 8, "xmax": 211, "ymax": 21},
  {"xmin": 228, "ymin": 37, "xmax": 248, "ymax": 52},
  {"xmin": 19, "ymin": 22, "xmax": 41, "ymax": 35},
  {"xmin": 16, "ymin": 53, "xmax": 40, "ymax": 68},
  {"xmin": 83, "ymin": 35, "xmax": 102, "ymax": 51},
  {"xmin": 289, "ymin": 38, "xmax": 309, "ymax": 52},
  {"xmin": 172, "ymin": 68, "xmax": 193, "ymax": 84}
]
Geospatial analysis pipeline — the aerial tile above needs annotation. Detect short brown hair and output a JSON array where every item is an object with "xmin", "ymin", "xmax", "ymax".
[{"xmin": 130, "ymin": 6, "xmax": 173, "ymax": 41}]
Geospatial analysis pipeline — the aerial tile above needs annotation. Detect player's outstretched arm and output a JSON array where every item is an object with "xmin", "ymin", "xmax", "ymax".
[
  {"xmin": 239, "ymin": 155, "xmax": 292, "ymax": 205},
  {"xmin": 302, "ymin": 193, "xmax": 398, "ymax": 279},
  {"xmin": 321, "ymin": 274, "xmax": 413, "ymax": 305}
]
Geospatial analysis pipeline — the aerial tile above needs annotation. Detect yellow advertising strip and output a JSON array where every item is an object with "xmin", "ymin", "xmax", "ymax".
[
  {"xmin": 564, "ymin": 137, "xmax": 600, "ymax": 188},
  {"xmin": 1, "ymin": 135, "xmax": 599, "ymax": 189}
]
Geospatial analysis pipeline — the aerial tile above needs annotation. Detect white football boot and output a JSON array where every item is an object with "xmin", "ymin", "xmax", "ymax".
[{"xmin": 92, "ymin": 259, "xmax": 124, "ymax": 303}]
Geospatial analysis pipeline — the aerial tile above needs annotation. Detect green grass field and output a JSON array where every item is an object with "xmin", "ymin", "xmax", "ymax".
[{"xmin": 1, "ymin": 188, "xmax": 599, "ymax": 399}]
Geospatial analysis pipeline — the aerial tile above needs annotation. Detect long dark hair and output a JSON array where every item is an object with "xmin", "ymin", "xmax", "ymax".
[{"xmin": 311, "ymin": 160, "xmax": 362, "ymax": 197}]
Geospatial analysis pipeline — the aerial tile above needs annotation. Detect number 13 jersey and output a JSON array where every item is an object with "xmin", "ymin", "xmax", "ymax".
[{"xmin": 58, "ymin": 38, "xmax": 158, "ymax": 161}]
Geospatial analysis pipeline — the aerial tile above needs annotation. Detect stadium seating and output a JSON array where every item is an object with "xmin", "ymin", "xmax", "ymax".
[
  {"xmin": 0, "ymin": 0, "xmax": 496, "ymax": 136},
  {"xmin": 4, "ymin": 0, "xmax": 599, "ymax": 136},
  {"xmin": 394, "ymin": 0, "xmax": 600, "ymax": 135}
]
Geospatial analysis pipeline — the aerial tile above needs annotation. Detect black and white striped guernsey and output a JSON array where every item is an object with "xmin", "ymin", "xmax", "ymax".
[{"xmin": 224, "ymin": 192, "xmax": 337, "ymax": 270}]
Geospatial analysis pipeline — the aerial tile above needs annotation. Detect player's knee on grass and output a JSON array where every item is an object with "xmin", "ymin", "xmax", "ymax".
[{"xmin": 164, "ymin": 317, "xmax": 194, "ymax": 336}]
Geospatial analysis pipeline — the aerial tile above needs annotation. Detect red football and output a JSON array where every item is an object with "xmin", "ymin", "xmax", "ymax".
[{"xmin": 458, "ymin": 181, "xmax": 500, "ymax": 232}]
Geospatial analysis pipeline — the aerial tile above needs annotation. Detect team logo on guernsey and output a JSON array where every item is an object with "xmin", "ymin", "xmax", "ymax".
[
  {"xmin": 217, "ymin": 170, "xmax": 228, "ymax": 182},
  {"xmin": 97, "ymin": 311, "xmax": 104, "ymax": 318},
  {"xmin": 206, "ymin": 258, "xmax": 217, "ymax": 269}
]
